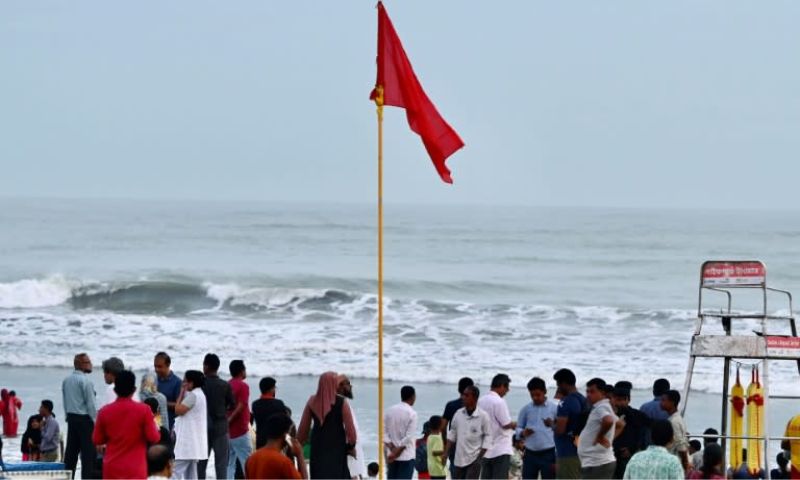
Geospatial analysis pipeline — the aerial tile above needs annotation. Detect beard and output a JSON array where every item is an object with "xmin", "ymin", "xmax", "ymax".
[{"xmin": 341, "ymin": 389, "xmax": 354, "ymax": 400}]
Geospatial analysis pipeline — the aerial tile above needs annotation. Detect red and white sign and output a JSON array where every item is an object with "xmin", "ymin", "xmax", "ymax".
[
  {"xmin": 766, "ymin": 336, "xmax": 800, "ymax": 358},
  {"xmin": 702, "ymin": 261, "xmax": 766, "ymax": 287}
]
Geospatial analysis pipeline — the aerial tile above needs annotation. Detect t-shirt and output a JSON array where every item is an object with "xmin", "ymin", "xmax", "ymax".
[
  {"xmin": 427, "ymin": 434, "xmax": 447, "ymax": 477},
  {"xmin": 555, "ymin": 391, "xmax": 587, "ymax": 458},
  {"xmin": 92, "ymin": 397, "xmax": 161, "ymax": 479},
  {"xmin": 784, "ymin": 414, "xmax": 800, "ymax": 478},
  {"xmin": 245, "ymin": 448, "xmax": 302, "ymax": 480},
  {"xmin": 157, "ymin": 371, "xmax": 182, "ymax": 429},
  {"xmin": 668, "ymin": 412, "xmax": 689, "ymax": 454},
  {"xmin": 252, "ymin": 397, "xmax": 288, "ymax": 448},
  {"xmin": 229, "ymin": 378, "xmax": 251, "ymax": 439},
  {"xmin": 577, "ymin": 399, "xmax": 617, "ymax": 467},
  {"xmin": 442, "ymin": 398, "xmax": 463, "ymax": 429},
  {"xmin": 202, "ymin": 375, "xmax": 233, "ymax": 436}
]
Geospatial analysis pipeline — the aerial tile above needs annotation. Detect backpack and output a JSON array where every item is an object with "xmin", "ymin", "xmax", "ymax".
[{"xmin": 415, "ymin": 438, "xmax": 428, "ymax": 473}]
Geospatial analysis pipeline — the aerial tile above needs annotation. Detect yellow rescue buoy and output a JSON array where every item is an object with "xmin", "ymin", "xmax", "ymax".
[
  {"xmin": 730, "ymin": 366, "xmax": 745, "ymax": 470},
  {"xmin": 746, "ymin": 367, "xmax": 765, "ymax": 476}
]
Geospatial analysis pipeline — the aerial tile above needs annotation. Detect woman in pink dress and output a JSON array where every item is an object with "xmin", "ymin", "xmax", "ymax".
[{"xmin": 0, "ymin": 389, "xmax": 23, "ymax": 437}]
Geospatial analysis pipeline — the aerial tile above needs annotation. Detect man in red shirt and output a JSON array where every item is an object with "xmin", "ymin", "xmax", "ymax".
[
  {"xmin": 246, "ymin": 413, "xmax": 307, "ymax": 480},
  {"xmin": 93, "ymin": 370, "xmax": 161, "ymax": 479},
  {"xmin": 228, "ymin": 360, "xmax": 252, "ymax": 478}
]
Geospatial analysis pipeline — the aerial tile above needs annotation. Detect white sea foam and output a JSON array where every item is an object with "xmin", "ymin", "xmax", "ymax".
[{"xmin": 0, "ymin": 275, "xmax": 74, "ymax": 308}]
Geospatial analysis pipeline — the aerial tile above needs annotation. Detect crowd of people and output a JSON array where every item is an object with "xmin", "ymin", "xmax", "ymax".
[
  {"xmin": 386, "ymin": 371, "xmax": 800, "ymax": 480},
  {"xmin": 1, "ymin": 351, "xmax": 372, "ymax": 480},
  {"xmin": 3, "ymin": 358, "xmax": 800, "ymax": 480}
]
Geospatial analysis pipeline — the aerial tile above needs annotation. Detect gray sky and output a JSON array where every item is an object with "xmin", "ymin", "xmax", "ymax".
[{"xmin": 2, "ymin": 1, "xmax": 799, "ymax": 208}]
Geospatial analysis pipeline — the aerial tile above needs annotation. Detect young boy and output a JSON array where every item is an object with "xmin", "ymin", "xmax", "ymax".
[
  {"xmin": 426, "ymin": 416, "xmax": 447, "ymax": 480},
  {"xmin": 367, "ymin": 462, "xmax": 379, "ymax": 479}
]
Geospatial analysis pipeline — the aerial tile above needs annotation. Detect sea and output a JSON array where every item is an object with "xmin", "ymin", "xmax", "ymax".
[{"xmin": 2, "ymin": 197, "xmax": 800, "ymax": 397}]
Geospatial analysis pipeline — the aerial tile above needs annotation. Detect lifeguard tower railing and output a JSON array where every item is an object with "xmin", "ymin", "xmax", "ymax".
[{"xmin": 681, "ymin": 260, "xmax": 800, "ymax": 479}]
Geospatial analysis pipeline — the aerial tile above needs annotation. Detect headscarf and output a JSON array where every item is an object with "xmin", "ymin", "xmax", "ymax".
[
  {"xmin": 140, "ymin": 372, "xmax": 158, "ymax": 395},
  {"xmin": 1, "ymin": 389, "xmax": 8, "ymax": 402},
  {"xmin": 308, "ymin": 371, "xmax": 339, "ymax": 425}
]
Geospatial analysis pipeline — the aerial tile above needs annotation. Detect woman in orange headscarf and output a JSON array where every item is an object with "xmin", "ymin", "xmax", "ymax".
[{"xmin": 297, "ymin": 372, "xmax": 357, "ymax": 479}]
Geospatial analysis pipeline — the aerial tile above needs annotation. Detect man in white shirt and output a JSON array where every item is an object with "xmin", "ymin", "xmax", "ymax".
[
  {"xmin": 383, "ymin": 385, "xmax": 418, "ymax": 480},
  {"xmin": 577, "ymin": 378, "xmax": 618, "ymax": 479},
  {"xmin": 445, "ymin": 385, "xmax": 492, "ymax": 480},
  {"xmin": 477, "ymin": 373, "xmax": 517, "ymax": 479}
]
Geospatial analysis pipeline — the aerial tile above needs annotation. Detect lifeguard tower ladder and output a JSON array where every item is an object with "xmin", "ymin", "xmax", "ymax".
[{"xmin": 682, "ymin": 260, "xmax": 800, "ymax": 479}]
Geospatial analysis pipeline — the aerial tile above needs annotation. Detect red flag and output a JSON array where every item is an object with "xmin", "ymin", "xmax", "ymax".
[{"xmin": 370, "ymin": 2, "xmax": 464, "ymax": 184}]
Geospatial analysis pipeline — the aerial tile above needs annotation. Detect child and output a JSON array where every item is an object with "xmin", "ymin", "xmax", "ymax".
[
  {"xmin": 367, "ymin": 462, "xmax": 379, "ymax": 479},
  {"xmin": 509, "ymin": 436, "xmax": 525, "ymax": 480},
  {"xmin": 20, "ymin": 414, "xmax": 43, "ymax": 461},
  {"xmin": 426, "ymin": 416, "xmax": 447, "ymax": 480}
]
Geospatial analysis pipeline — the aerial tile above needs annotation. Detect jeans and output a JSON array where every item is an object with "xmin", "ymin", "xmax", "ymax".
[
  {"xmin": 387, "ymin": 459, "xmax": 415, "ymax": 479},
  {"xmin": 198, "ymin": 431, "xmax": 229, "ymax": 480},
  {"xmin": 227, "ymin": 433, "xmax": 252, "ymax": 479},
  {"xmin": 523, "ymin": 448, "xmax": 556, "ymax": 479},
  {"xmin": 481, "ymin": 454, "xmax": 510, "ymax": 479},
  {"xmin": 64, "ymin": 414, "xmax": 96, "ymax": 479}
]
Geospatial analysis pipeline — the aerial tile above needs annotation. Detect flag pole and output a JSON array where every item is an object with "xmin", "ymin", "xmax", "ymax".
[{"xmin": 375, "ymin": 84, "xmax": 385, "ymax": 478}]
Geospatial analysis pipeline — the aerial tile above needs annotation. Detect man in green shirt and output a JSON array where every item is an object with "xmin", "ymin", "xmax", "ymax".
[
  {"xmin": 427, "ymin": 415, "xmax": 447, "ymax": 479},
  {"xmin": 623, "ymin": 420, "xmax": 684, "ymax": 480}
]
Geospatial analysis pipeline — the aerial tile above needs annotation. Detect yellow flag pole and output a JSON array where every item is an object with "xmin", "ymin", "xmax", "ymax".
[{"xmin": 375, "ymin": 85, "xmax": 385, "ymax": 478}]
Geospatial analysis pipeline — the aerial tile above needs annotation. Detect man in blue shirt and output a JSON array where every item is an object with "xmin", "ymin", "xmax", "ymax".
[
  {"xmin": 516, "ymin": 377, "xmax": 558, "ymax": 479},
  {"xmin": 639, "ymin": 379, "xmax": 670, "ymax": 422},
  {"xmin": 553, "ymin": 368, "xmax": 587, "ymax": 480},
  {"xmin": 62, "ymin": 352, "xmax": 97, "ymax": 479},
  {"xmin": 154, "ymin": 351, "xmax": 182, "ymax": 431}
]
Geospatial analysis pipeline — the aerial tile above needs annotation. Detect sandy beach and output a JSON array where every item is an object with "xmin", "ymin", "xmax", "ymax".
[{"xmin": 3, "ymin": 366, "xmax": 798, "ymax": 473}]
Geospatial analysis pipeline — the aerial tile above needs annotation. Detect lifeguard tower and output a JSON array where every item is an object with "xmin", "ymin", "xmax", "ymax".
[{"xmin": 682, "ymin": 260, "xmax": 800, "ymax": 478}]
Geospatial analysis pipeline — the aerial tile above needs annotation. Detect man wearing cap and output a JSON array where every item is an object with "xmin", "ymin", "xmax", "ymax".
[{"xmin": 611, "ymin": 381, "xmax": 648, "ymax": 479}]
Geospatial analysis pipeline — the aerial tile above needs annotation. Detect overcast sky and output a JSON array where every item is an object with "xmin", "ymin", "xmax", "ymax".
[{"xmin": 2, "ymin": 1, "xmax": 799, "ymax": 208}]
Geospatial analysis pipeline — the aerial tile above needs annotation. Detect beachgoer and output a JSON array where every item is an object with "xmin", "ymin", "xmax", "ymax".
[
  {"xmin": 478, "ymin": 373, "xmax": 516, "ymax": 479},
  {"xmin": 552, "ymin": 368, "xmax": 587, "ymax": 480},
  {"xmin": 577, "ymin": 378, "xmax": 618, "ymax": 479},
  {"xmin": 689, "ymin": 440, "xmax": 702, "ymax": 457},
  {"xmin": 143, "ymin": 397, "xmax": 171, "ymax": 449},
  {"xmin": 93, "ymin": 370, "xmax": 161, "ymax": 479},
  {"xmin": 245, "ymin": 413, "xmax": 307, "ymax": 480},
  {"xmin": 688, "ymin": 443, "xmax": 725, "ymax": 479},
  {"xmin": 510, "ymin": 437, "xmax": 524, "ymax": 480},
  {"xmin": 298, "ymin": 371, "xmax": 357, "ymax": 479},
  {"xmin": 252, "ymin": 377, "xmax": 288, "ymax": 449},
  {"xmin": 39, "ymin": 400, "xmax": 60, "ymax": 462},
  {"xmin": 415, "ymin": 421, "xmax": 431, "ymax": 479},
  {"xmin": 382, "ymin": 385, "xmax": 417, "ymax": 480},
  {"xmin": 0, "ymin": 389, "xmax": 22, "ymax": 437},
  {"xmin": 227, "ymin": 359, "xmax": 252, "ymax": 479},
  {"xmin": 426, "ymin": 416, "xmax": 447, "ymax": 480},
  {"xmin": 611, "ymin": 381, "xmax": 648, "ymax": 479},
  {"xmin": 367, "ymin": 462, "xmax": 379, "ymax": 479},
  {"xmin": 660, "ymin": 389, "xmax": 690, "ymax": 473},
  {"xmin": 338, "ymin": 374, "xmax": 367, "ymax": 480},
  {"xmin": 62, "ymin": 352, "xmax": 98, "ymax": 479},
  {"xmin": 20, "ymin": 414, "xmax": 43, "ymax": 461},
  {"xmin": 197, "ymin": 353, "xmax": 232, "ymax": 480},
  {"xmin": 441, "ymin": 377, "xmax": 474, "ymax": 477},
  {"xmin": 101, "ymin": 357, "xmax": 125, "ymax": 407},
  {"xmin": 691, "ymin": 428, "xmax": 718, "ymax": 471},
  {"xmin": 173, "ymin": 370, "xmax": 208, "ymax": 479},
  {"xmin": 139, "ymin": 372, "xmax": 169, "ymax": 431},
  {"xmin": 154, "ymin": 351, "xmax": 182, "ymax": 431},
  {"xmin": 622, "ymin": 420, "xmax": 684, "ymax": 480},
  {"xmin": 770, "ymin": 452, "xmax": 790, "ymax": 479},
  {"xmin": 640, "ymin": 379, "xmax": 670, "ymax": 422},
  {"xmin": 516, "ymin": 376, "xmax": 557, "ymax": 480},
  {"xmin": 444, "ymin": 385, "xmax": 491, "ymax": 480},
  {"xmin": 147, "ymin": 444, "xmax": 174, "ymax": 480}
]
